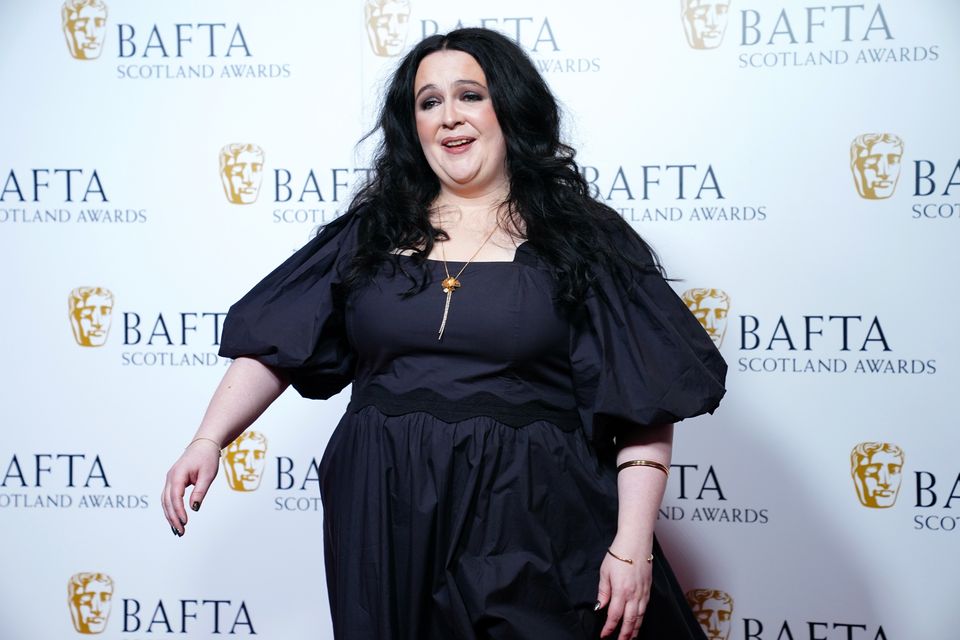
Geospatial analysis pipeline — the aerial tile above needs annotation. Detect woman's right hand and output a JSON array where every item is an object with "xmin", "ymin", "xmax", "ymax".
[
  {"xmin": 161, "ymin": 439, "xmax": 221, "ymax": 536},
  {"xmin": 160, "ymin": 358, "xmax": 290, "ymax": 536}
]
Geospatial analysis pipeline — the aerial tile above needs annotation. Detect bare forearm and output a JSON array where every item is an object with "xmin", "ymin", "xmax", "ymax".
[
  {"xmin": 192, "ymin": 356, "xmax": 290, "ymax": 447},
  {"xmin": 595, "ymin": 423, "xmax": 674, "ymax": 636},
  {"xmin": 613, "ymin": 423, "xmax": 673, "ymax": 551}
]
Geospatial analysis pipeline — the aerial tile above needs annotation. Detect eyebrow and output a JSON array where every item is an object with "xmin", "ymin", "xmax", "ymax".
[{"xmin": 415, "ymin": 79, "xmax": 486, "ymax": 100}]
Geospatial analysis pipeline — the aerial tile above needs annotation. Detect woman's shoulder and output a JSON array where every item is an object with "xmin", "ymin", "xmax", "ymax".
[
  {"xmin": 294, "ymin": 209, "xmax": 365, "ymax": 267},
  {"xmin": 576, "ymin": 212, "xmax": 662, "ymax": 286},
  {"xmin": 315, "ymin": 208, "xmax": 362, "ymax": 242}
]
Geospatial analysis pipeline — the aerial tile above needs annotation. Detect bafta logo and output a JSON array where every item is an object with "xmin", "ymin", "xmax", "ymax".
[
  {"xmin": 682, "ymin": 288, "xmax": 730, "ymax": 348},
  {"xmin": 681, "ymin": 0, "xmax": 731, "ymax": 50},
  {"xmin": 365, "ymin": 0, "xmax": 411, "ymax": 57},
  {"xmin": 850, "ymin": 134, "xmax": 904, "ymax": 200},
  {"xmin": 219, "ymin": 144, "xmax": 265, "ymax": 204},
  {"xmin": 68, "ymin": 572, "xmax": 114, "ymax": 634},
  {"xmin": 69, "ymin": 287, "xmax": 114, "ymax": 347},
  {"xmin": 686, "ymin": 589, "xmax": 734, "ymax": 640},
  {"xmin": 223, "ymin": 431, "xmax": 268, "ymax": 492},
  {"xmin": 851, "ymin": 442, "xmax": 904, "ymax": 509},
  {"xmin": 62, "ymin": 0, "xmax": 108, "ymax": 60}
]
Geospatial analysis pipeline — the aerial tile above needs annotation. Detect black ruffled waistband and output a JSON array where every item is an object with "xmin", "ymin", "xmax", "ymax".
[{"xmin": 348, "ymin": 383, "xmax": 582, "ymax": 432}]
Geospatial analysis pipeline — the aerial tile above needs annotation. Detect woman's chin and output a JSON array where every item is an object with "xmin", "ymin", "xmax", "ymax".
[{"xmin": 441, "ymin": 171, "xmax": 484, "ymax": 189}]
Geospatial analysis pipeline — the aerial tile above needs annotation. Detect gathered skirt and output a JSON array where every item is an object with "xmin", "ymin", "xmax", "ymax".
[{"xmin": 318, "ymin": 403, "xmax": 707, "ymax": 640}]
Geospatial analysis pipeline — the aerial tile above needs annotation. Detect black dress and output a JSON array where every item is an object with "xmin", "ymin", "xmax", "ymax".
[{"xmin": 219, "ymin": 211, "xmax": 726, "ymax": 640}]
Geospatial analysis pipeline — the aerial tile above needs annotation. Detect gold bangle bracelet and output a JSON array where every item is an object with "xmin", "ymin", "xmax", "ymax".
[
  {"xmin": 607, "ymin": 548, "xmax": 655, "ymax": 565},
  {"xmin": 616, "ymin": 459, "xmax": 669, "ymax": 477},
  {"xmin": 607, "ymin": 547, "xmax": 653, "ymax": 564},
  {"xmin": 187, "ymin": 437, "xmax": 223, "ymax": 458},
  {"xmin": 607, "ymin": 548, "xmax": 634, "ymax": 565}
]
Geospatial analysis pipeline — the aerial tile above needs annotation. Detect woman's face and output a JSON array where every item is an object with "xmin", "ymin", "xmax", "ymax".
[{"xmin": 413, "ymin": 50, "xmax": 508, "ymax": 199}]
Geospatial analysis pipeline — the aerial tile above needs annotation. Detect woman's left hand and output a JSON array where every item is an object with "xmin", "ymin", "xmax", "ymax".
[{"xmin": 596, "ymin": 535, "xmax": 653, "ymax": 640}]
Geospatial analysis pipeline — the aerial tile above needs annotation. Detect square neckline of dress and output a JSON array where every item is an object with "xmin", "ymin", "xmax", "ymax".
[{"xmin": 395, "ymin": 240, "xmax": 530, "ymax": 264}]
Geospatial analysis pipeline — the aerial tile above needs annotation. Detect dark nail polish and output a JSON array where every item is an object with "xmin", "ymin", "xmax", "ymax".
[
  {"xmin": 179, "ymin": 517, "xmax": 187, "ymax": 526},
  {"xmin": 171, "ymin": 525, "xmax": 179, "ymax": 537},
  {"xmin": 594, "ymin": 600, "xmax": 601, "ymax": 611},
  {"xmin": 191, "ymin": 501, "xmax": 200, "ymax": 512}
]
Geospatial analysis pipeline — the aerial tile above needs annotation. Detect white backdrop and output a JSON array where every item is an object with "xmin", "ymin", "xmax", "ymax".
[{"xmin": 2, "ymin": 1, "xmax": 958, "ymax": 638}]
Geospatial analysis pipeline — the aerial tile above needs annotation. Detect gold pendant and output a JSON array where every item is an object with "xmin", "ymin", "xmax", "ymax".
[
  {"xmin": 438, "ymin": 277, "xmax": 461, "ymax": 340},
  {"xmin": 441, "ymin": 276, "xmax": 460, "ymax": 293}
]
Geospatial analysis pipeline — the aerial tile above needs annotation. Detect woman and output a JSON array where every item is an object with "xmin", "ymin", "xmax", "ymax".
[{"xmin": 162, "ymin": 28, "xmax": 725, "ymax": 640}]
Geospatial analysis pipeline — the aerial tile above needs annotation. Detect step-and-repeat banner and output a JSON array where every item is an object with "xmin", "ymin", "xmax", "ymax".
[{"xmin": 2, "ymin": 1, "xmax": 957, "ymax": 638}]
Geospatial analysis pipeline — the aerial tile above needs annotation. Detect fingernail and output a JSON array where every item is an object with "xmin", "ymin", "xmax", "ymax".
[
  {"xmin": 179, "ymin": 517, "xmax": 187, "ymax": 526},
  {"xmin": 171, "ymin": 525, "xmax": 180, "ymax": 537},
  {"xmin": 191, "ymin": 501, "xmax": 201, "ymax": 512},
  {"xmin": 594, "ymin": 600, "xmax": 601, "ymax": 611}
]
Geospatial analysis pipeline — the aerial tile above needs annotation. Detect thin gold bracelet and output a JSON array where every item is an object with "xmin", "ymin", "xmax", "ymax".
[
  {"xmin": 607, "ymin": 548, "xmax": 634, "ymax": 565},
  {"xmin": 187, "ymin": 437, "xmax": 223, "ymax": 458},
  {"xmin": 607, "ymin": 549, "xmax": 655, "ymax": 565},
  {"xmin": 616, "ymin": 459, "xmax": 669, "ymax": 477}
]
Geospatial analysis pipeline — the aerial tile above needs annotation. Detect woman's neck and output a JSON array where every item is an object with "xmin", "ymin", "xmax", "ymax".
[
  {"xmin": 428, "ymin": 183, "xmax": 525, "ymax": 258},
  {"xmin": 433, "ymin": 183, "xmax": 509, "ymax": 222}
]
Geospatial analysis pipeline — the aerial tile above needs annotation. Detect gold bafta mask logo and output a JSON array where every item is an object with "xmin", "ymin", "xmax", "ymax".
[
  {"xmin": 223, "ymin": 431, "xmax": 268, "ymax": 491},
  {"xmin": 219, "ymin": 144, "xmax": 265, "ymax": 205},
  {"xmin": 682, "ymin": 288, "xmax": 730, "ymax": 348},
  {"xmin": 68, "ymin": 572, "xmax": 114, "ymax": 634},
  {"xmin": 850, "ymin": 134, "xmax": 904, "ymax": 200},
  {"xmin": 365, "ymin": 0, "xmax": 411, "ymax": 57},
  {"xmin": 62, "ymin": 0, "xmax": 108, "ymax": 60},
  {"xmin": 851, "ymin": 442, "xmax": 904, "ymax": 509},
  {"xmin": 681, "ymin": 0, "xmax": 731, "ymax": 50},
  {"xmin": 686, "ymin": 589, "xmax": 734, "ymax": 640},
  {"xmin": 69, "ymin": 287, "xmax": 114, "ymax": 347}
]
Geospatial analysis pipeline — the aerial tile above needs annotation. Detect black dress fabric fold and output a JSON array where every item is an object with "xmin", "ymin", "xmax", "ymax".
[
  {"xmin": 219, "ymin": 212, "xmax": 725, "ymax": 639},
  {"xmin": 219, "ymin": 211, "xmax": 360, "ymax": 399},
  {"xmin": 569, "ymin": 238, "xmax": 727, "ymax": 451}
]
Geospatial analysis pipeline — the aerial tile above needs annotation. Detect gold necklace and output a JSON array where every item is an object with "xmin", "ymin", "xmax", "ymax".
[{"xmin": 436, "ymin": 219, "xmax": 500, "ymax": 341}]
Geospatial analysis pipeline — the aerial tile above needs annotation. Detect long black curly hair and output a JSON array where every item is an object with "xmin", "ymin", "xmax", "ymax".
[{"xmin": 341, "ymin": 27, "xmax": 663, "ymax": 312}]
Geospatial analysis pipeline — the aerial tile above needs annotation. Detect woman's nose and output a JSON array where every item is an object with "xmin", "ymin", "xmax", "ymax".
[{"xmin": 441, "ymin": 99, "xmax": 462, "ymax": 128}]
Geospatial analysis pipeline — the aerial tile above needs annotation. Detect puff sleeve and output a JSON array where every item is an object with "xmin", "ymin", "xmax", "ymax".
[
  {"xmin": 569, "ymin": 242, "xmax": 727, "ymax": 449},
  {"xmin": 218, "ymin": 212, "xmax": 361, "ymax": 399}
]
